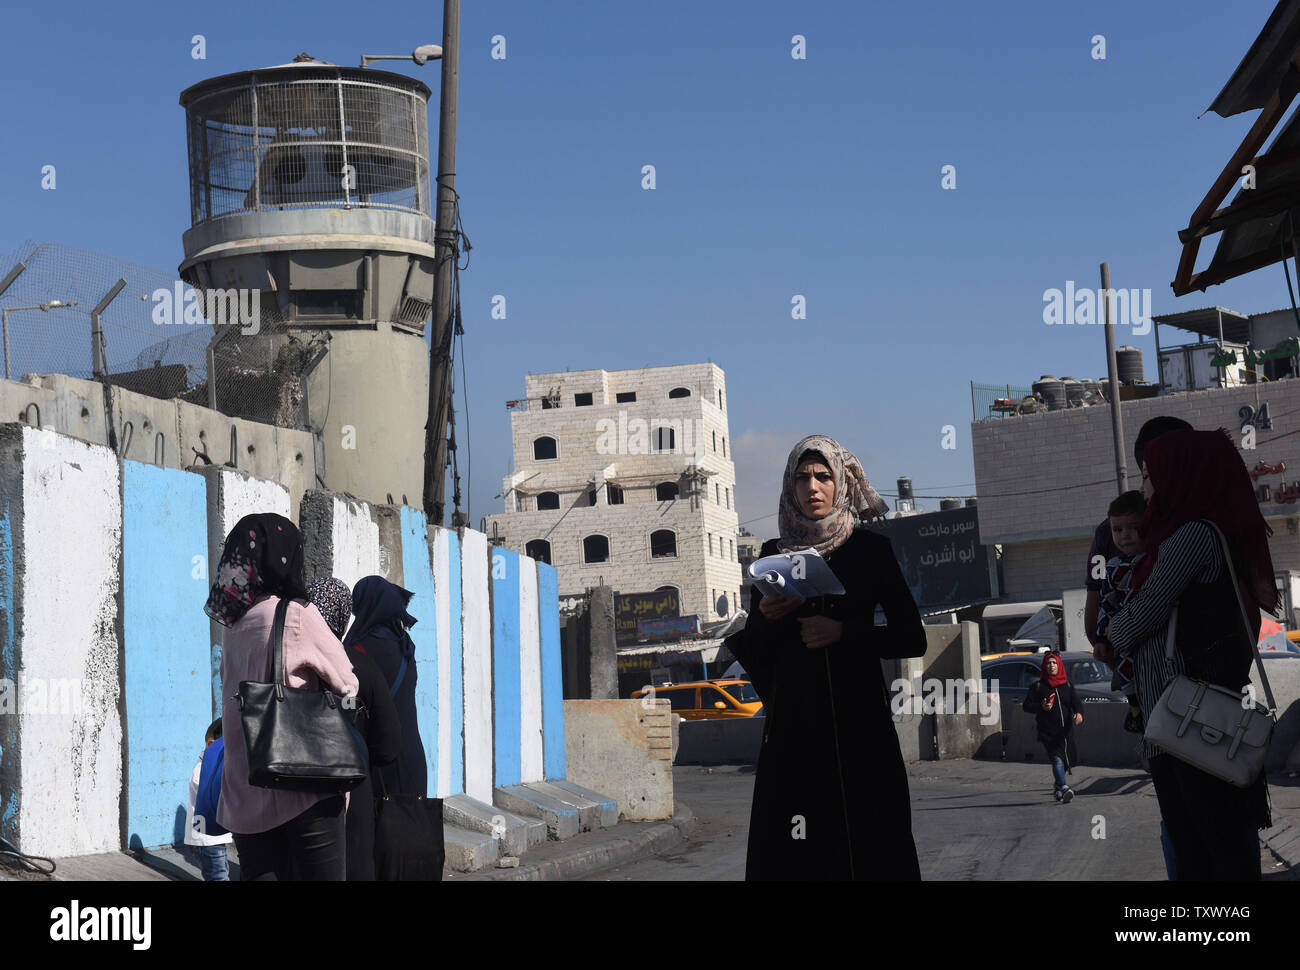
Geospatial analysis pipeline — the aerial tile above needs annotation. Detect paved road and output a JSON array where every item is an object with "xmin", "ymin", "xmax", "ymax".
[{"xmin": 582, "ymin": 761, "xmax": 1295, "ymax": 881}]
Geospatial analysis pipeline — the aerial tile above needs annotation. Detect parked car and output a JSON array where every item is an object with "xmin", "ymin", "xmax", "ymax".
[
  {"xmin": 630, "ymin": 679, "xmax": 763, "ymax": 719},
  {"xmin": 982, "ymin": 651, "xmax": 1127, "ymax": 705}
]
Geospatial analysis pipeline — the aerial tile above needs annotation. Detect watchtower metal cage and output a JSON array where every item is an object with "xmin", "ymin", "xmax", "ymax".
[{"xmin": 181, "ymin": 62, "xmax": 433, "ymax": 225}]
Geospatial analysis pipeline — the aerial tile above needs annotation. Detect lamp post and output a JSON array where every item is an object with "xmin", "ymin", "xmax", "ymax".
[
  {"xmin": 2, "ymin": 300, "xmax": 79, "ymax": 380},
  {"xmin": 360, "ymin": 44, "xmax": 443, "ymax": 68}
]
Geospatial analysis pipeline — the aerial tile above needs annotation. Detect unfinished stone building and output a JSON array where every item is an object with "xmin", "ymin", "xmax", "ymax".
[{"xmin": 485, "ymin": 363, "xmax": 743, "ymax": 625}]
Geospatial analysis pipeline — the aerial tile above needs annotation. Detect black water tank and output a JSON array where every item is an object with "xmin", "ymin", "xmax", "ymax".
[
  {"xmin": 965, "ymin": 497, "xmax": 978, "ymax": 508},
  {"xmin": 1033, "ymin": 375, "xmax": 1066, "ymax": 411},
  {"xmin": 896, "ymin": 477, "xmax": 914, "ymax": 503},
  {"xmin": 940, "ymin": 497, "xmax": 961, "ymax": 511},
  {"xmin": 1061, "ymin": 377, "xmax": 1084, "ymax": 408},
  {"xmin": 1116, "ymin": 346, "xmax": 1144, "ymax": 384}
]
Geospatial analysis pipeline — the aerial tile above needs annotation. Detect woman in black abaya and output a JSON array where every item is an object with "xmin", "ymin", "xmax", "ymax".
[
  {"xmin": 344, "ymin": 576, "xmax": 429, "ymax": 797},
  {"xmin": 730, "ymin": 435, "xmax": 926, "ymax": 880}
]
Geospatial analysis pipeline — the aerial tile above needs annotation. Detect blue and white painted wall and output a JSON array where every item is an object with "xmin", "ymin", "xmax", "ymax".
[{"xmin": 0, "ymin": 423, "xmax": 566, "ymax": 858}]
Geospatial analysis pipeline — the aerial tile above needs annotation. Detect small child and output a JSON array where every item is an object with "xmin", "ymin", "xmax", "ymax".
[
  {"xmin": 184, "ymin": 717, "xmax": 233, "ymax": 881},
  {"xmin": 1096, "ymin": 490, "xmax": 1146, "ymax": 733}
]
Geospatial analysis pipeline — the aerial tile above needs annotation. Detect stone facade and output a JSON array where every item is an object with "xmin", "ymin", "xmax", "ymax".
[
  {"xmin": 485, "ymin": 363, "xmax": 744, "ymax": 623},
  {"xmin": 972, "ymin": 378, "xmax": 1300, "ymax": 616}
]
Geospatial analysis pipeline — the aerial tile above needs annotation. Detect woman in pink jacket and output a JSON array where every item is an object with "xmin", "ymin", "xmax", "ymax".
[{"xmin": 204, "ymin": 513, "xmax": 359, "ymax": 880}]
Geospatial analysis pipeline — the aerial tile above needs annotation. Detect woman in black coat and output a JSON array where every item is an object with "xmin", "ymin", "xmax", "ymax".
[
  {"xmin": 730, "ymin": 435, "xmax": 927, "ymax": 880},
  {"xmin": 1022, "ymin": 652, "xmax": 1081, "ymax": 803},
  {"xmin": 344, "ymin": 576, "xmax": 429, "ymax": 797},
  {"xmin": 308, "ymin": 578, "xmax": 402, "ymax": 881}
]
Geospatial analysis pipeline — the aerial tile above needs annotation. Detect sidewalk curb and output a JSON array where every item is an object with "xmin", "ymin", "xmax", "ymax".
[
  {"xmin": 1262, "ymin": 816, "xmax": 1300, "ymax": 870},
  {"xmin": 449, "ymin": 804, "xmax": 697, "ymax": 881}
]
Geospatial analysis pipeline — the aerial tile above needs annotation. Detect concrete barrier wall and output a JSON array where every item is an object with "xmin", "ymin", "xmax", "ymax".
[
  {"xmin": 1, "ymin": 375, "xmax": 314, "ymax": 520},
  {"xmin": 431, "ymin": 526, "xmax": 463, "ymax": 798},
  {"xmin": 0, "ymin": 425, "xmax": 123, "ymax": 857},
  {"xmin": 539, "ymin": 563, "xmax": 565, "ymax": 779},
  {"xmin": 676, "ymin": 716, "xmax": 766, "ymax": 765},
  {"xmin": 399, "ymin": 508, "xmax": 443, "ymax": 797},
  {"xmin": 122, "ymin": 463, "xmax": 211, "ymax": 850},
  {"xmin": 462, "ymin": 530, "xmax": 492, "ymax": 804},
  {"xmin": 0, "ymin": 423, "xmax": 566, "ymax": 856},
  {"xmin": 564, "ymin": 700, "xmax": 673, "ymax": 820}
]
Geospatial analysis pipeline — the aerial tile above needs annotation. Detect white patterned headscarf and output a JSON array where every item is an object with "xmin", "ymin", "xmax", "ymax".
[{"xmin": 777, "ymin": 434, "xmax": 889, "ymax": 555}]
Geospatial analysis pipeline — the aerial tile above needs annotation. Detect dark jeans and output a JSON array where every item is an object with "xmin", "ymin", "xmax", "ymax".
[
  {"xmin": 183, "ymin": 843, "xmax": 230, "ymax": 881},
  {"xmin": 1149, "ymin": 754, "xmax": 1261, "ymax": 881},
  {"xmin": 232, "ymin": 796, "xmax": 346, "ymax": 881}
]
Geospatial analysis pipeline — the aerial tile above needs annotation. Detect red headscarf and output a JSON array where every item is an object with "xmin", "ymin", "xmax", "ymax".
[
  {"xmin": 1131, "ymin": 429, "xmax": 1278, "ymax": 612},
  {"xmin": 1040, "ymin": 651, "xmax": 1068, "ymax": 687}
]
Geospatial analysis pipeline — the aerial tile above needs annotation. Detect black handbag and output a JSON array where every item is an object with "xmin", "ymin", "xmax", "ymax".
[
  {"xmin": 368, "ymin": 646, "xmax": 444, "ymax": 879},
  {"xmin": 235, "ymin": 597, "xmax": 370, "ymax": 793},
  {"xmin": 373, "ymin": 770, "xmax": 445, "ymax": 880}
]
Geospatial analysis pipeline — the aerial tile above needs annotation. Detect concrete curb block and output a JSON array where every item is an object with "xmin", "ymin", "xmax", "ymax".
[
  {"xmin": 494, "ymin": 784, "xmax": 582, "ymax": 840},
  {"xmin": 453, "ymin": 805, "xmax": 697, "ymax": 881},
  {"xmin": 1262, "ymin": 817, "xmax": 1300, "ymax": 869}
]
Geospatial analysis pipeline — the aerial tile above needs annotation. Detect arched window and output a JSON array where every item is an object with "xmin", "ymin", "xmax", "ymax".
[
  {"xmin": 668, "ymin": 387, "xmax": 691, "ymax": 399},
  {"xmin": 525, "ymin": 539, "xmax": 551, "ymax": 565},
  {"xmin": 533, "ymin": 436, "xmax": 557, "ymax": 460},
  {"xmin": 655, "ymin": 481, "xmax": 679, "ymax": 501},
  {"xmin": 583, "ymin": 535, "xmax": 609, "ymax": 564},
  {"xmin": 650, "ymin": 529, "xmax": 677, "ymax": 558},
  {"xmin": 536, "ymin": 491, "xmax": 560, "ymax": 511}
]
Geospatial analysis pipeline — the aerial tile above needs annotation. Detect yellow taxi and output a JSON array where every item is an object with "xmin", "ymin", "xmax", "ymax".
[{"xmin": 631, "ymin": 679, "xmax": 763, "ymax": 719}]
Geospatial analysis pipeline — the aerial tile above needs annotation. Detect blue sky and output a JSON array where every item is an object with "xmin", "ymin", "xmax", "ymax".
[{"xmin": 0, "ymin": 0, "xmax": 1291, "ymax": 537}]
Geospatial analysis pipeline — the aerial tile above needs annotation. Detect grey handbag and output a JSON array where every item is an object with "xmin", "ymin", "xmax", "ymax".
[{"xmin": 1144, "ymin": 522, "xmax": 1277, "ymax": 788}]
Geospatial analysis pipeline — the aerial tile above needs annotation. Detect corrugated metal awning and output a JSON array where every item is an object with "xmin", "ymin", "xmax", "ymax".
[
  {"xmin": 1150, "ymin": 306, "xmax": 1251, "ymax": 342},
  {"xmin": 1174, "ymin": 0, "xmax": 1300, "ymax": 295},
  {"xmin": 1208, "ymin": 0, "xmax": 1300, "ymax": 117}
]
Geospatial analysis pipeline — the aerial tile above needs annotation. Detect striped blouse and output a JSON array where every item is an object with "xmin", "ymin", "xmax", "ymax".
[{"xmin": 1106, "ymin": 520, "xmax": 1225, "ymax": 757}]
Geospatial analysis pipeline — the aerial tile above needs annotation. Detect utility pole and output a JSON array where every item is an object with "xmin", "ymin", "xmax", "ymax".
[
  {"xmin": 423, "ymin": 0, "xmax": 461, "ymax": 525},
  {"xmin": 1101, "ymin": 262, "xmax": 1128, "ymax": 493}
]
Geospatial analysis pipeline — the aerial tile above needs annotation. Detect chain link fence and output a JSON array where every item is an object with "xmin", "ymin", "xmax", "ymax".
[
  {"xmin": 0, "ymin": 240, "xmax": 332, "ymax": 426},
  {"xmin": 970, "ymin": 381, "xmax": 1036, "ymax": 421},
  {"xmin": 0, "ymin": 240, "xmax": 207, "ymax": 397}
]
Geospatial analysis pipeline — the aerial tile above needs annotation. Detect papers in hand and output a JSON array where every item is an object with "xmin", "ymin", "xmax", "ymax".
[{"xmin": 748, "ymin": 547, "xmax": 845, "ymax": 600}]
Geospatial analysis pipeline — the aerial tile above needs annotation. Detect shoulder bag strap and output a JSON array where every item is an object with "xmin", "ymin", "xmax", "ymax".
[
  {"xmin": 272, "ymin": 596, "xmax": 291, "ymax": 689},
  {"xmin": 390, "ymin": 652, "xmax": 409, "ymax": 697},
  {"xmin": 1204, "ymin": 521, "xmax": 1277, "ymax": 714}
]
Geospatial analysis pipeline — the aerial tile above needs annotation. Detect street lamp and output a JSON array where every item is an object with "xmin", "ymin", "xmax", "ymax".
[
  {"xmin": 2, "ymin": 300, "xmax": 79, "ymax": 380},
  {"xmin": 360, "ymin": 45, "xmax": 442, "ymax": 68}
]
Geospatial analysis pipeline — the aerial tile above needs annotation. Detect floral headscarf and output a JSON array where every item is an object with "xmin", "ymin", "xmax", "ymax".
[
  {"xmin": 777, "ymin": 434, "xmax": 889, "ymax": 555},
  {"xmin": 307, "ymin": 577, "xmax": 352, "ymax": 640},
  {"xmin": 204, "ymin": 513, "xmax": 309, "ymax": 627}
]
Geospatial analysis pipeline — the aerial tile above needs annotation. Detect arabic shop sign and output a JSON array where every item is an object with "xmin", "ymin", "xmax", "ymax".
[
  {"xmin": 637, "ymin": 615, "xmax": 701, "ymax": 643},
  {"xmin": 1247, "ymin": 459, "xmax": 1300, "ymax": 506},
  {"xmin": 864, "ymin": 506, "xmax": 997, "ymax": 608},
  {"xmin": 1211, "ymin": 338, "xmax": 1299, "ymax": 369},
  {"xmin": 615, "ymin": 589, "xmax": 681, "ymax": 645}
]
